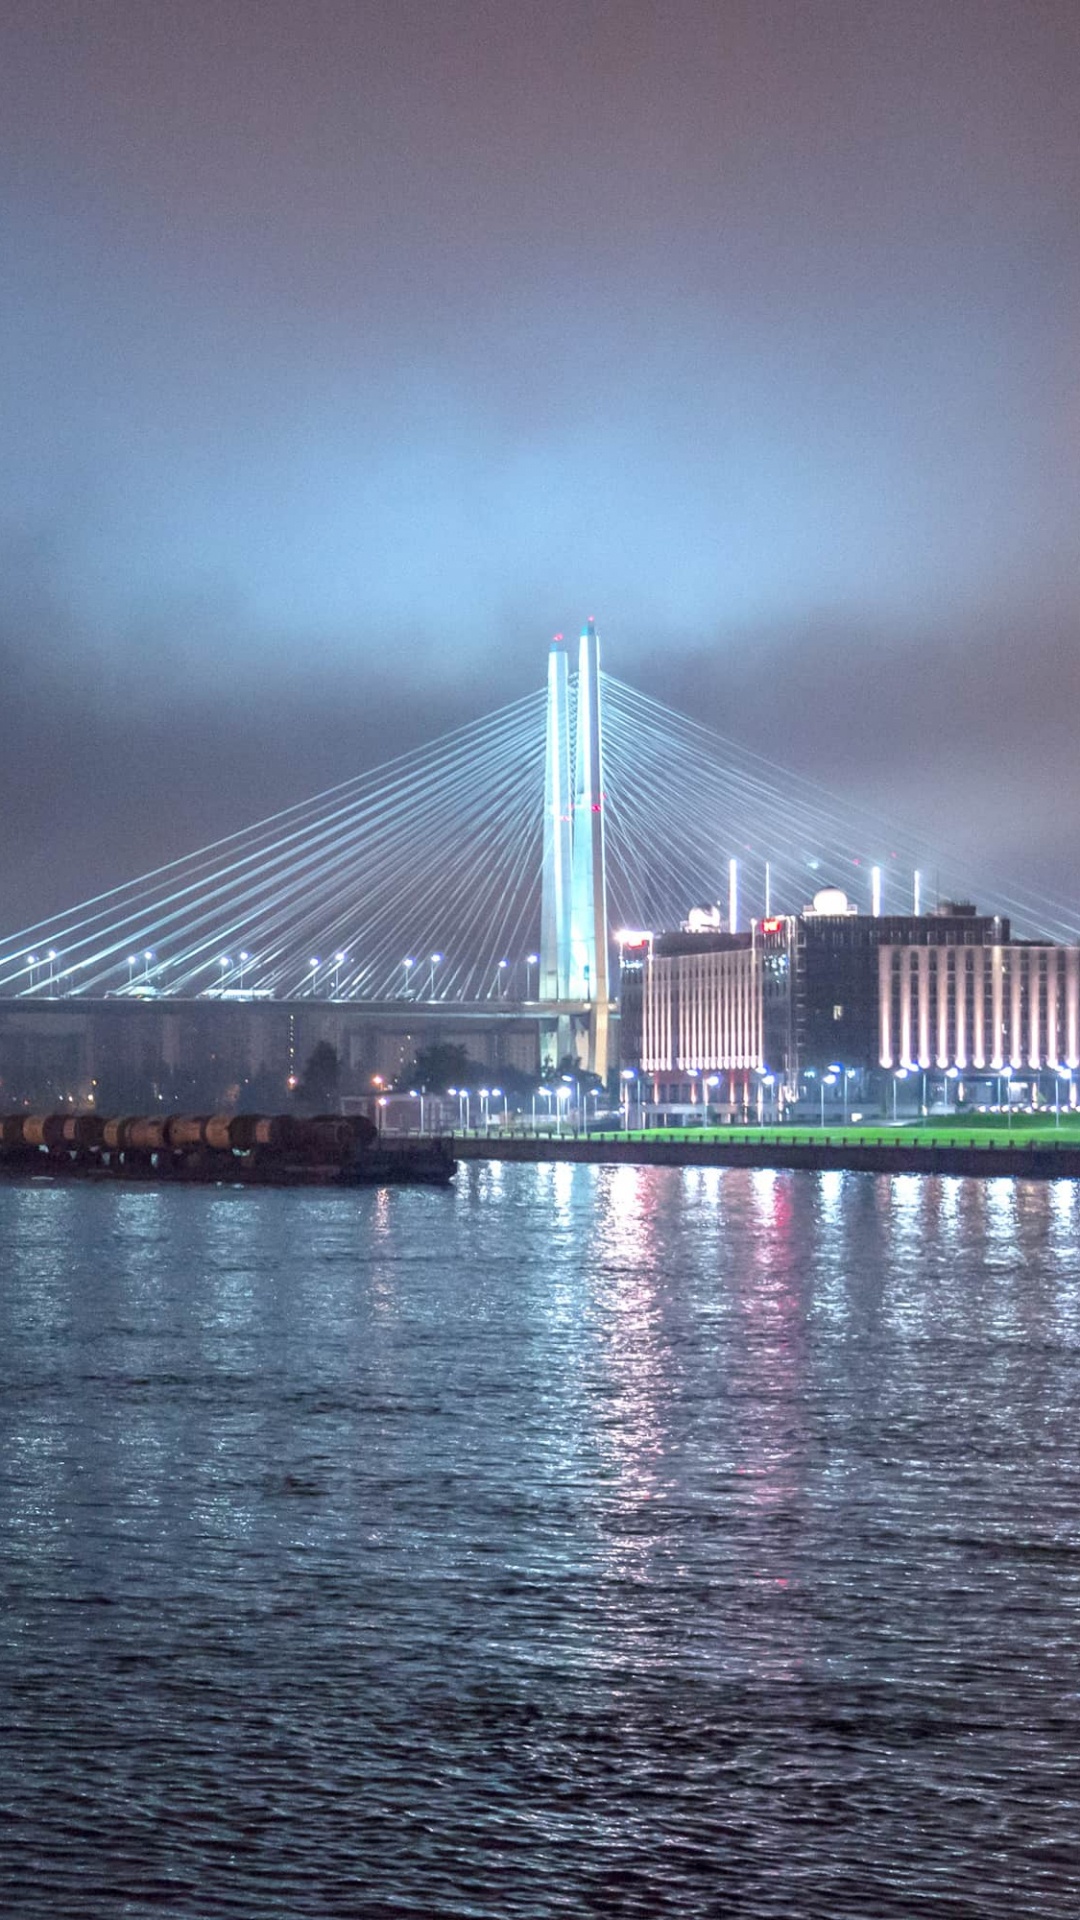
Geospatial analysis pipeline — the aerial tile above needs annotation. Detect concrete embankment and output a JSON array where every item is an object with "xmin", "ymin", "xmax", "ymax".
[{"xmin": 452, "ymin": 1134, "xmax": 1080, "ymax": 1179}]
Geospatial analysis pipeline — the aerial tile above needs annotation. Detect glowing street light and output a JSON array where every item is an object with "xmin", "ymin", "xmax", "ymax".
[
  {"xmin": 333, "ymin": 951, "xmax": 347, "ymax": 996},
  {"xmin": 1056, "ymin": 1066, "xmax": 1072, "ymax": 1130},
  {"xmin": 496, "ymin": 958, "xmax": 509, "ymax": 999},
  {"xmin": 402, "ymin": 957, "xmax": 415, "ymax": 996},
  {"xmin": 239, "ymin": 950, "xmax": 250, "ymax": 989},
  {"xmin": 526, "ymin": 953, "xmax": 539, "ymax": 999},
  {"xmin": 821, "ymin": 1071, "xmax": 837, "ymax": 1127},
  {"xmin": 429, "ymin": 952, "xmax": 442, "ymax": 998},
  {"xmin": 892, "ymin": 1066, "xmax": 909, "ymax": 1123}
]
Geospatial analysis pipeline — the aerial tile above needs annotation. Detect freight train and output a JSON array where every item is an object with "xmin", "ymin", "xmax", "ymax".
[{"xmin": 0, "ymin": 1111, "xmax": 454, "ymax": 1186}]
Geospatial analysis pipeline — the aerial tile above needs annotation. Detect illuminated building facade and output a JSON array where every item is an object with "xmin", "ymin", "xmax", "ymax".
[
  {"xmin": 879, "ymin": 939, "xmax": 1080, "ymax": 1070},
  {"xmin": 636, "ymin": 894, "xmax": 1041, "ymax": 1104}
]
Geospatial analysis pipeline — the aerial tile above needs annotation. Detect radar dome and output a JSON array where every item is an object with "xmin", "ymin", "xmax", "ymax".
[{"xmin": 810, "ymin": 887, "xmax": 852, "ymax": 916}]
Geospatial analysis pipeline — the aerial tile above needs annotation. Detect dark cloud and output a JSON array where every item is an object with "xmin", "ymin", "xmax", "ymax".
[{"xmin": 1, "ymin": 1, "xmax": 1079, "ymax": 929}]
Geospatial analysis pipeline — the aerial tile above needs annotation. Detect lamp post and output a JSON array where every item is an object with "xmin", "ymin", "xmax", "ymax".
[
  {"xmin": 308, "ymin": 957, "xmax": 319, "ymax": 996},
  {"xmin": 495, "ymin": 959, "xmax": 508, "ymax": 998},
  {"xmin": 239, "ymin": 950, "xmax": 250, "ymax": 991},
  {"xmin": 333, "ymin": 951, "xmax": 346, "ymax": 997},
  {"xmin": 429, "ymin": 952, "xmax": 442, "ymax": 998},
  {"xmin": 620, "ymin": 1069, "xmax": 634, "ymax": 1131},
  {"xmin": 761, "ymin": 1071, "xmax": 775, "ymax": 1124},
  {"xmin": 892, "ymin": 1067, "xmax": 909, "ymax": 1122},
  {"xmin": 526, "ymin": 954, "xmax": 539, "ymax": 1000},
  {"xmin": 703, "ymin": 1074, "xmax": 718, "ymax": 1128},
  {"xmin": 821, "ymin": 1072, "xmax": 837, "ymax": 1127},
  {"xmin": 127, "ymin": 954, "xmax": 136, "ymax": 989},
  {"xmin": 479, "ymin": 1087, "xmax": 489, "ymax": 1128},
  {"xmin": 402, "ymin": 957, "xmax": 415, "ymax": 997},
  {"xmin": 556, "ymin": 1083, "xmax": 570, "ymax": 1137},
  {"xmin": 143, "ymin": 949, "xmax": 154, "ymax": 987},
  {"xmin": 1001, "ymin": 1065, "xmax": 1013, "ymax": 1135}
]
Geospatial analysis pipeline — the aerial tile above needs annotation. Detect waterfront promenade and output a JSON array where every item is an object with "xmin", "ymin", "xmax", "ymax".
[{"xmin": 449, "ymin": 1121, "xmax": 1080, "ymax": 1180}]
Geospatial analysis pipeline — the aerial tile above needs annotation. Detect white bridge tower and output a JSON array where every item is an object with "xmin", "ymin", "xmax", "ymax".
[{"xmin": 539, "ymin": 621, "xmax": 610, "ymax": 1080}]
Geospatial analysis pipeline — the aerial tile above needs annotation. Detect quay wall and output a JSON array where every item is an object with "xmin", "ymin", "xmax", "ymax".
[{"xmin": 452, "ymin": 1135, "xmax": 1080, "ymax": 1179}]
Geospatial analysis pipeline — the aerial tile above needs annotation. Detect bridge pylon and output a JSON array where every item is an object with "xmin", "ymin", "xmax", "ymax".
[{"xmin": 539, "ymin": 621, "xmax": 610, "ymax": 1082}]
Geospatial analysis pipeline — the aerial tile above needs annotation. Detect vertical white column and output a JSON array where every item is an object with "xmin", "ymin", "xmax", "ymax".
[
  {"xmin": 540, "ymin": 639, "xmax": 573, "ymax": 1001},
  {"xmin": 917, "ymin": 947, "xmax": 930, "ymax": 1065},
  {"xmin": 973, "ymin": 946, "xmax": 986, "ymax": 1068},
  {"xmin": 991, "ymin": 946, "xmax": 1004, "ymax": 1069},
  {"xmin": 568, "ymin": 621, "xmax": 610, "ymax": 1077},
  {"xmin": 900, "ymin": 950, "xmax": 913, "ymax": 1065},
  {"xmin": 955, "ymin": 954, "xmax": 968, "ymax": 1069},
  {"xmin": 879, "ymin": 945, "xmax": 893, "ymax": 1066},
  {"xmin": 913, "ymin": 869, "xmax": 922, "ymax": 916},
  {"xmin": 1047, "ymin": 950, "xmax": 1059, "ymax": 1067}
]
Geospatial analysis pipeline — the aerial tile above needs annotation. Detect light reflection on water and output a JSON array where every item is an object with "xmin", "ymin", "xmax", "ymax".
[{"xmin": 1, "ymin": 1167, "xmax": 1079, "ymax": 1919}]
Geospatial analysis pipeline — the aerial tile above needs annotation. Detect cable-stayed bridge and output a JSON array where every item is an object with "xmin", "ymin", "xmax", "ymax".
[{"xmin": 3, "ymin": 625, "xmax": 1078, "ymax": 1081}]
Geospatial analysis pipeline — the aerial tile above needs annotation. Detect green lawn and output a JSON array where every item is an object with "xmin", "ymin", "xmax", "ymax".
[{"xmin": 587, "ymin": 1120, "xmax": 1080, "ymax": 1150}]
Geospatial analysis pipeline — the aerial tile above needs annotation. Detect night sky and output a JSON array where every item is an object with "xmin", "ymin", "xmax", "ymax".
[{"xmin": 2, "ymin": 0, "xmax": 1079, "ymax": 926}]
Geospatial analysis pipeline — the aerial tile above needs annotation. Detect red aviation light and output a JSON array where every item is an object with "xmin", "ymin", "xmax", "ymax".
[{"xmin": 761, "ymin": 917, "xmax": 784, "ymax": 934}]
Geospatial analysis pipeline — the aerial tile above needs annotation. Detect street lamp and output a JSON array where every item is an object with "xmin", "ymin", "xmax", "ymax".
[
  {"xmin": 821, "ymin": 1071, "xmax": 837, "ymax": 1127},
  {"xmin": 944, "ymin": 1065, "xmax": 959, "ymax": 1112},
  {"xmin": 333, "ymin": 951, "xmax": 347, "ymax": 996},
  {"xmin": 143, "ymin": 949, "xmax": 154, "ymax": 986},
  {"xmin": 526, "ymin": 953, "xmax": 539, "ymax": 999},
  {"xmin": 402, "ymin": 956, "xmax": 415, "ymax": 996},
  {"xmin": 555, "ymin": 1082, "xmax": 570, "ymax": 1137},
  {"xmin": 1001, "ymin": 1064, "xmax": 1013, "ymax": 1135},
  {"xmin": 620, "ymin": 1068, "xmax": 635, "ymax": 1131},
  {"xmin": 429, "ymin": 952, "xmax": 442, "ymax": 998},
  {"xmin": 239, "ymin": 950, "xmax": 250, "ymax": 990},
  {"xmin": 1056, "ymin": 1067, "xmax": 1071, "ymax": 1130},
  {"xmin": 892, "ymin": 1067, "xmax": 909, "ymax": 1123},
  {"xmin": 308, "ymin": 957, "xmax": 320, "ymax": 996},
  {"xmin": 495, "ymin": 958, "xmax": 509, "ymax": 998}
]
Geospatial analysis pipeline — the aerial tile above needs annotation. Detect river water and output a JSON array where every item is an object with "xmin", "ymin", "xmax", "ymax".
[{"xmin": 1, "ymin": 1163, "xmax": 1078, "ymax": 1917}]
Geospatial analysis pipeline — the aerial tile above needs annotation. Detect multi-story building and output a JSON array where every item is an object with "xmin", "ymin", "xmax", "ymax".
[
  {"xmin": 879, "ymin": 937, "xmax": 1080, "ymax": 1071},
  {"xmin": 633, "ymin": 889, "xmax": 1069, "ymax": 1108}
]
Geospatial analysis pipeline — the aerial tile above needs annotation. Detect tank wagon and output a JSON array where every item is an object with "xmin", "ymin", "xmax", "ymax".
[{"xmin": 0, "ymin": 1111, "xmax": 453, "ymax": 1187}]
